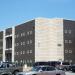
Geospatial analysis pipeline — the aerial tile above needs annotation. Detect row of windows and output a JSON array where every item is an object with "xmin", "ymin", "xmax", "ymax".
[
  {"xmin": 15, "ymin": 50, "xmax": 33, "ymax": 55},
  {"xmin": 65, "ymin": 60, "xmax": 72, "ymax": 63},
  {"xmin": 15, "ymin": 31, "xmax": 33, "ymax": 38},
  {"xmin": 15, "ymin": 40, "xmax": 33, "ymax": 47},
  {"xmin": 64, "ymin": 30, "xmax": 72, "ymax": 34},
  {"xmin": 65, "ymin": 40, "xmax": 72, "ymax": 43},
  {"xmin": 15, "ymin": 59, "xmax": 33, "ymax": 64},
  {"xmin": 65, "ymin": 50, "xmax": 72, "ymax": 53}
]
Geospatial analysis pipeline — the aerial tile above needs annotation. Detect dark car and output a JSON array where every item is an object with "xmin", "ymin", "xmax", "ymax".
[
  {"xmin": 70, "ymin": 64, "xmax": 75, "ymax": 72},
  {"xmin": 31, "ymin": 66, "xmax": 56, "ymax": 72},
  {"xmin": 57, "ymin": 62, "xmax": 71, "ymax": 71},
  {"xmin": 33, "ymin": 61, "xmax": 60, "ymax": 67}
]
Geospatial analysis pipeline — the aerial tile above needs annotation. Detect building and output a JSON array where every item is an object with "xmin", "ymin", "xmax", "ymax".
[
  {"xmin": 0, "ymin": 18, "xmax": 75, "ymax": 65},
  {"xmin": 0, "ymin": 31, "xmax": 3, "ymax": 61}
]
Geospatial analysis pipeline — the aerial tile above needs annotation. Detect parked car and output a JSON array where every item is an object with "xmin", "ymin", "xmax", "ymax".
[
  {"xmin": 16, "ymin": 66, "xmax": 65, "ymax": 75},
  {"xmin": 33, "ymin": 61, "xmax": 60, "ymax": 67},
  {"xmin": 58, "ymin": 62, "xmax": 71, "ymax": 71},
  {"xmin": 0, "ymin": 62, "xmax": 22, "ymax": 75},
  {"xmin": 70, "ymin": 64, "xmax": 75, "ymax": 72},
  {"xmin": 33, "ymin": 61, "xmax": 71, "ymax": 71}
]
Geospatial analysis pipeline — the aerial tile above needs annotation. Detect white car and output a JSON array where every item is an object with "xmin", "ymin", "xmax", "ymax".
[{"xmin": 16, "ymin": 66, "xmax": 65, "ymax": 75}]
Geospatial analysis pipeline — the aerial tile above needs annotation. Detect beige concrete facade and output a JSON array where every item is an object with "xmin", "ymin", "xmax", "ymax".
[{"xmin": 35, "ymin": 18, "xmax": 64, "ymax": 62}]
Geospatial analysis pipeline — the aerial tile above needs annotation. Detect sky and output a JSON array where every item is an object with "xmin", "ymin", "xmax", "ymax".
[{"xmin": 0, "ymin": 0, "xmax": 75, "ymax": 31}]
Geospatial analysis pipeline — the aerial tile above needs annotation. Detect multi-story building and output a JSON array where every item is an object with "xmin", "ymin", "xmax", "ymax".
[
  {"xmin": 0, "ymin": 31, "xmax": 3, "ymax": 61},
  {"xmin": 0, "ymin": 18, "xmax": 75, "ymax": 65}
]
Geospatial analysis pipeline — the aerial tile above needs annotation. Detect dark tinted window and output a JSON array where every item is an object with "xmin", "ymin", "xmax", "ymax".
[
  {"xmin": 33, "ymin": 62, "xmax": 49, "ymax": 66},
  {"xmin": 33, "ymin": 61, "xmax": 61, "ymax": 67},
  {"xmin": 62, "ymin": 62, "xmax": 70, "ymax": 65},
  {"xmin": 31, "ymin": 66, "xmax": 41, "ymax": 71},
  {"xmin": 42, "ymin": 67, "xmax": 47, "ymax": 71},
  {"xmin": 47, "ymin": 67, "xmax": 55, "ymax": 71}
]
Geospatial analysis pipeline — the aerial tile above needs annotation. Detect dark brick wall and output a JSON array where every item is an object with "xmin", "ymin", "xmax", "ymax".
[
  {"xmin": 0, "ymin": 31, "xmax": 3, "ymax": 61},
  {"xmin": 63, "ymin": 20, "xmax": 75, "ymax": 64},
  {"xmin": 14, "ymin": 20, "xmax": 35, "ymax": 66},
  {"xmin": 6, "ymin": 28, "xmax": 12, "ymax": 35}
]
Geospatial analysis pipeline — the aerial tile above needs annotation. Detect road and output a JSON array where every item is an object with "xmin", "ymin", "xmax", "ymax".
[{"xmin": 66, "ymin": 71, "xmax": 75, "ymax": 75}]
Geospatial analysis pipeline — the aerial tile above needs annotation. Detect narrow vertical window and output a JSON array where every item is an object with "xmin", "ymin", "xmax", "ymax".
[
  {"xmin": 65, "ymin": 40, "xmax": 68, "ymax": 43},
  {"xmin": 64, "ymin": 30, "xmax": 67, "ymax": 34}
]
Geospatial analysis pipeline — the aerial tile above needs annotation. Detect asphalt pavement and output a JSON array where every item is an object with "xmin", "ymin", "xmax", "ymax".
[{"xmin": 65, "ymin": 71, "xmax": 75, "ymax": 75}]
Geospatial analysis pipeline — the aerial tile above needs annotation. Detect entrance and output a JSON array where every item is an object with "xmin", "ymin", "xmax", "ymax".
[{"xmin": 5, "ymin": 53, "xmax": 12, "ymax": 62}]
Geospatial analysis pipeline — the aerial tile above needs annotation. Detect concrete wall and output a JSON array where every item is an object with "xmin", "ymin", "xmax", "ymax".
[{"xmin": 35, "ymin": 18, "xmax": 64, "ymax": 62}]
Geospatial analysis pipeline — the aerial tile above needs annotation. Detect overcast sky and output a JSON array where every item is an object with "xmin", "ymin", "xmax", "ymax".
[{"xmin": 0, "ymin": 0, "xmax": 75, "ymax": 30}]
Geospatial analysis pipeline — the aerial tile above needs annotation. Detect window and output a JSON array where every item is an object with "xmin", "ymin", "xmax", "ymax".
[
  {"xmin": 30, "ymin": 40, "xmax": 32, "ymax": 44},
  {"xmin": 30, "ymin": 31, "xmax": 32, "ymax": 35},
  {"xmin": 21, "ymin": 32, "xmax": 25, "ymax": 37},
  {"xmin": 27, "ymin": 50, "xmax": 29, "ymax": 54},
  {"xmin": 64, "ymin": 30, "xmax": 67, "ymax": 34},
  {"xmin": 30, "ymin": 60, "xmax": 32, "ymax": 63},
  {"xmin": 16, "ymin": 43, "xmax": 19, "ymax": 46},
  {"xmin": 23, "ymin": 60, "xmax": 25, "ymax": 64},
  {"xmin": 69, "ymin": 40, "xmax": 72, "ymax": 43},
  {"xmin": 65, "ymin": 50, "xmax": 68, "ymax": 53},
  {"xmin": 27, "ymin": 31, "xmax": 29, "ymax": 35},
  {"xmin": 16, "ymin": 34, "xmax": 19, "ymax": 38},
  {"xmin": 20, "ymin": 60, "xmax": 23, "ymax": 63},
  {"xmin": 23, "ymin": 51, "xmax": 25, "ymax": 54},
  {"xmin": 64, "ymin": 30, "xmax": 72, "ymax": 34},
  {"xmin": 65, "ymin": 40, "xmax": 72, "ymax": 43},
  {"xmin": 27, "ymin": 41, "xmax": 29, "ymax": 44},
  {"xmin": 30, "ymin": 50, "xmax": 32, "ymax": 53},
  {"xmin": 42, "ymin": 67, "xmax": 46, "ymax": 71},
  {"xmin": 27, "ymin": 40, "xmax": 32, "ymax": 44},
  {"xmin": 15, "ymin": 60, "xmax": 18, "ymax": 63},
  {"xmin": 21, "ymin": 42, "xmax": 25, "ymax": 45},
  {"xmin": 27, "ymin": 50, "xmax": 32, "ymax": 54},
  {"xmin": 21, "ymin": 33, "xmax": 23, "ymax": 37},
  {"xmin": 21, "ymin": 42, "xmax": 23, "ymax": 45},
  {"xmin": 16, "ymin": 52, "xmax": 19, "ymax": 55},
  {"xmin": 27, "ymin": 31, "xmax": 32, "ymax": 35},
  {"xmin": 23, "ymin": 32, "xmax": 25, "ymax": 36},
  {"xmin": 65, "ymin": 60, "xmax": 68, "ymax": 62},
  {"xmin": 65, "ymin": 40, "xmax": 68, "ymax": 43},
  {"xmin": 27, "ymin": 60, "xmax": 29, "ymax": 63},
  {"xmin": 23, "ymin": 42, "xmax": 25, "ymax": 45},
  {"xmin": 69, "ymin": 60, "xmax": 72, "ymax": 63},
  {"xmin": 69, "ymin": 50, "xmax": 72, "ymax": 53},
  {"xmin": 69, "ymin": 30, "xmax": 71, "ymax": 34},
  {"xmin": 58, "ymin": 44, "xmax": 62, "ymax": 46},
  {"xmin": 21, "ymin": 51, "xmax": 23, "ymax": 54}
]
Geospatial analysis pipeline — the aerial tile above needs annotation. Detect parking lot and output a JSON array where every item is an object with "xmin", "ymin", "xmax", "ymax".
[
  {"xmin": 66, "ymin": 71, "xmax": 75, "ymax": 75},
  {"xmin": 16, "ymin": 71, "xmax": 75, "ymax": 75}
]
